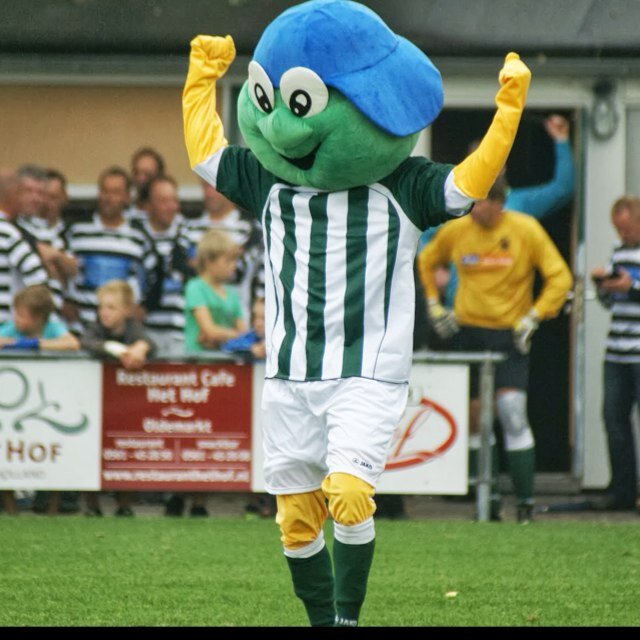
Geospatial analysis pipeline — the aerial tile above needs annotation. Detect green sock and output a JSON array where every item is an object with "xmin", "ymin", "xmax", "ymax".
[
  {"xmin": 333, "ymin": 538, "xmax": 375, "ymax": 626},
  {"xmin": 507, "ymin": 447, "xmax": 536, "ymax": 504},
  {"xmin": 285, "ymin": 545, "xmax": 335, "ymax": 627}
]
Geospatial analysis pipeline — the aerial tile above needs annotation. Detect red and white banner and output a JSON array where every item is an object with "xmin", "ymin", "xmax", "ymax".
[{"xmin": 101, "ymin": 362, "xmax": 252, "ymax": 491}]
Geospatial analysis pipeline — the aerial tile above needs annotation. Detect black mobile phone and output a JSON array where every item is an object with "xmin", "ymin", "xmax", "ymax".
[
  {"xmin": 607, "ymin": 265, "xmax": 622, "ymax": 278},
  {"xmin": 594, "ymin": 265, "xmax": 621, "ymax": 283}
]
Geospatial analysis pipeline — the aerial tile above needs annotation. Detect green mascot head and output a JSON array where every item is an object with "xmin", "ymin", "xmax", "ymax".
[{"xmin": 237, "ymin": 0, "xmax": 444, "ymax": 191}]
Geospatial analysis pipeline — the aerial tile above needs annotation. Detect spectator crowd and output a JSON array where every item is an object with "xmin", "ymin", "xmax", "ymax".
[
  {"xmin": 0, "ymin": 147, "xmax": 268, "ymax": 518},
  {"xmin": 0, "ymin": 147, "xmax": 266, "ymax": 355}
]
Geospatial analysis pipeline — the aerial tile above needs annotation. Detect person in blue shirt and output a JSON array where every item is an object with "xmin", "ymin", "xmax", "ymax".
[
  {"xmin": 0, "ymin": 284, "xmax": 79, "ymax": 351},
  {"xmin": 418, "ymin": 114, "xmax": 574, "ymax": 309},
  {"xmin": 0, "ymin": 284, "xmax": 79, "ymax": 516}
]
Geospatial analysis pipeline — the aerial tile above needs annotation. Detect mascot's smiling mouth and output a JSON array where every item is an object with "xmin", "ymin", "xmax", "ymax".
[{"xmin": 280, "ymin": 145, "xmax": 320, "ymax": 170}]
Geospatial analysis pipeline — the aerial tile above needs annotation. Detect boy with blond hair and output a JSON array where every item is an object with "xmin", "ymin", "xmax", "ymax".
[
  {"xmin": 80, "ymin": 279, "xmax": 156, "ymax": 517},
  {"xmin": 81, "ymin": 279, "xmax": 156, "ymax": 370}
]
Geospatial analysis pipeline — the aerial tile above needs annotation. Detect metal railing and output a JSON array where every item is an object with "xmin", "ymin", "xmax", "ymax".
[{"xmin": 413, "ymin": 350, "xmax": 507, "ymax": 522}]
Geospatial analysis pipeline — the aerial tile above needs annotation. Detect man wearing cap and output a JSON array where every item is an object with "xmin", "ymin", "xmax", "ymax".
[{"xmin": 182, "ymin": 0, "xmax": 531, "ymax": 627}]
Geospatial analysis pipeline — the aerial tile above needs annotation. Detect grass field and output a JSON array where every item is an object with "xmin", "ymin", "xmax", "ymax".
[{"xmin": 1, "ymin": 514, "xmax": 638, "ymax": 627}]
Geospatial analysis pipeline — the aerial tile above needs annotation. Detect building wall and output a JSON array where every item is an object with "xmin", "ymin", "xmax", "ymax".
[{"xmin": 0, "ymin": 85, "xmax": 211, "ymax": 192}]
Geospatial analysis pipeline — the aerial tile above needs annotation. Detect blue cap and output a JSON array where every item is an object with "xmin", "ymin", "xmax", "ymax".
[{"xmin": 253, "ymin": 0, "xmax": 443, "ymax": 137}]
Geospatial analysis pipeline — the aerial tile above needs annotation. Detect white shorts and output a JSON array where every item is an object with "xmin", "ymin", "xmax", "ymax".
[{"xmin": 261, "ymin": 377, "xmax": 409, "ymax": 495}]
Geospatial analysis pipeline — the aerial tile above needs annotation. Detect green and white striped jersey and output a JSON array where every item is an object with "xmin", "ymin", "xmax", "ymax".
[{"xmin": 195, "ymin": 147, "xmax": 467, "ymax": 383}]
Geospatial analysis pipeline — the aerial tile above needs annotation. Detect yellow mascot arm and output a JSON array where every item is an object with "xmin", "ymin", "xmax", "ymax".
[
  {"xmin": 452, "ymin": 52, "xmax": 531, "ymax": 199},
  {"xmin": 182, "ymin": 35, "xmax": 236, "ymax": 169}
]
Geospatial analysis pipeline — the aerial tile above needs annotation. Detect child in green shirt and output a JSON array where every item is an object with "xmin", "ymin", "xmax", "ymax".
[
  {"xmin": 165, "ymin": 229, "xmax": 247, "ymax": 518},
  {"xmin": 184, "ymin": 228, "xmax": 246, "ymax": 352}
]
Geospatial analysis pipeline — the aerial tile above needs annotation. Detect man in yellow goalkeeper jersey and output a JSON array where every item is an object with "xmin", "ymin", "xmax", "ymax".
[{"xmin": 417, "ymin": 176, "xmax": 573, "ymax": 523}]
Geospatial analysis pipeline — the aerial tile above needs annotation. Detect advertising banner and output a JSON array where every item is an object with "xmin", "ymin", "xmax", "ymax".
[
  {"xmin": 101, "ymin": 362, "xmax": 252, "ymax": 491},
  {"xmin": 377, "ymin": 363, "xmax": 468, "ymax": 494},
  {"xmin": 1, "ymin": 358, "xmax": 466, "ymax": 494},
  {"xmin": 0, "ymin": 360, "xmax": 102, "ymax": 490}
]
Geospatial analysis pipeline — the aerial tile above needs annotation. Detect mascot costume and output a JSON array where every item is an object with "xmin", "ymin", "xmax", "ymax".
[{"xmin": 183, "ymin": 0, "xmax": 530, "ymax": 627}]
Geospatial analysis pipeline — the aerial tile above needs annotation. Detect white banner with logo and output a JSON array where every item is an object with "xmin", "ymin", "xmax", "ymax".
[
  {"xmin": 251, "ymin": 362, "xmax": 468, "ymax": 494},
  {"xmin": 0, "ymin": 360, "xmax": 102, "ymax": 490},
  {"xmin": 377, "ymin": 363, "xmax": 468, "ymax": 494}
]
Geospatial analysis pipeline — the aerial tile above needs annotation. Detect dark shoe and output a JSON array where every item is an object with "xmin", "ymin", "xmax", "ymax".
[
  {"xmin": 190, "ymin": 505, "xmax": 209, "ymax": 517},
  {"xmin": 259, "ymin": 497, "xmax": 276, "ymax": 518},
  {"xmin": 32, "ymin": 492, "xmax": 50, "ymax": 514},
  {"xmin": 490, "ymin": 498, "xmax": 503, "ymax": 522},
  {"xmin": 115, "ymin": 506, "xmax": 134, "ymax": 517},
  {"xmin": 165, "ymin": 494, "xmax": 185, "ymax": 517},
  {"xmin": 85, "ymin": 507, "xmax": 103, "ymax": 517},
  {"xmin": 59, "ymin": 501, "xmax": 80, "ymax": 514},
  {"xmin": 245, "ymin": 502, "xmax": 260, "ymax": 514},
  {"xmin": 517, "ymin": 504, "xmax": 534, "ymax": 524}
]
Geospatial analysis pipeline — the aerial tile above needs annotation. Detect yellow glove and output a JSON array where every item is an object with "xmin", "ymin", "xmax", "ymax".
[
  {"xmin": 513, "ymin": 309, "xmax": 539, "ymax": 355},
  {"xmin": 182, "ymin": 35, "xmax": 236, "ymax": 168},
  {"xmin": 452, "ymin": 52, "xmax": 531, "ymax": 199},
  {"xmin": 428, "ymin": 300, "xmax": 459, "ymax": 340}
]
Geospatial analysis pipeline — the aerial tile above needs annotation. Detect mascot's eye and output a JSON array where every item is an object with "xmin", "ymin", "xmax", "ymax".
[
  {"xmin": 248, "ymin": 61, "xmax": 275, "ymax": 114},
  {"xmin": 279, "ymin": 67, "xmax": 328, "ymax": 118}
]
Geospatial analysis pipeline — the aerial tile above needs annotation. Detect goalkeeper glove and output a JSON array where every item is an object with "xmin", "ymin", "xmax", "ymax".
[
  {"xmin": 513, "ymin": 309, "xmax": 539, "ymax": 355},
  {"xmin": 428, "ymin": 301, "xmax": 459, "ymax": 340}
]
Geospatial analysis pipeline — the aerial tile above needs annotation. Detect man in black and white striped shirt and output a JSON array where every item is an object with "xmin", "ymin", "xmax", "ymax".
[
  {"xmin": 62, "ymin": 166, "xmax": 158, "ymax": 334},
  {"xmin": 15, "ymin": 164, "xmax": 70, "ymax": 312},
  {"xmin": 132, "ymin": 175, "xmax": 193, "ymax": 355},
  {"xmin": 125, "ymin": 146, "xmax": 173, "ymax": 224},
  {"xmin": 592, "ymin": 195, "xmax": 640, "ymax": 512},
  {"xmin": 0, "ymin": 168, "xmax": 50, "ymax": 323}
]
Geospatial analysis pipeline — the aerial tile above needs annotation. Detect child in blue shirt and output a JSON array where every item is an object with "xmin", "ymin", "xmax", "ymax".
[
  {"xmin": 0, "ymin": 284, "xmax": 79, "ymax": 516},
  {"xmin": 0, "ymin": 284, "xmax": 79, "ymax": 351}
]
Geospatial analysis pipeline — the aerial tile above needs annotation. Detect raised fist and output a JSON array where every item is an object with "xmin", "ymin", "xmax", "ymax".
[
  {"xmin": 189, "ymin": 35, "xmax": 236, "ymax": 79},
  {"xmin": 498, "ymin": 52, "xmax": 531, "ymax": 89}
]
